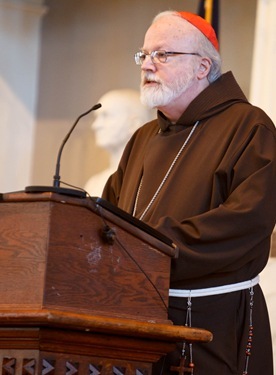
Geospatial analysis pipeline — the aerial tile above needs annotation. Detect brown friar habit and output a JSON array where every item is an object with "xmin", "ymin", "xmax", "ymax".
[{"xmin": 102, "ymin": 71, "xmax": 276, "ymax": 375}]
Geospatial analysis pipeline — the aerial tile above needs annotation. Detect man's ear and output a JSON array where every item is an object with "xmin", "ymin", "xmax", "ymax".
[{"xmin": 198, "ymin": 57, "xmax": 212, "ymax": 79}]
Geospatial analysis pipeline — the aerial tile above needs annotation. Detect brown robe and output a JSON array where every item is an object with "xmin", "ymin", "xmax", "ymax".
[{"xmin": 102, "ymin": 72, "xmax": 276, "ymax": 374}]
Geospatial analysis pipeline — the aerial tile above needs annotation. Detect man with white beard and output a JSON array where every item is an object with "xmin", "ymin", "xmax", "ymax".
[{"xmin": 102, "ymin": 10, "xmax": 276, "ymax": 375}]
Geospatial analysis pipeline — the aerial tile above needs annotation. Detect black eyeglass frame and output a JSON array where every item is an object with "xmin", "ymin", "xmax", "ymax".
[{"xmin": 134, "ymin": 50, "xmax": 201, "ymax": 65}]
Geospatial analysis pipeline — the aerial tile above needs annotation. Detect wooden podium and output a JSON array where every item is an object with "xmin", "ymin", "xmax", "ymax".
[{"xmin": 0, "ymin": 191, "xmax": 212, "ymax": 375}]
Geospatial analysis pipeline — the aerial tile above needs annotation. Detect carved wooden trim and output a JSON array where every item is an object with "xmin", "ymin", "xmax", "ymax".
[{"xmin": 0, "ymin": 350, "xmax": 151, "ymax": 375}]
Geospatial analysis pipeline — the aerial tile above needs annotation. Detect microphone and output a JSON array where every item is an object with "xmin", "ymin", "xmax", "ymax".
[
  {"xmin": 53, "ymin": 103, "xmax": 101, "ymax": 188},
  {"xmin": 25, "ymin": 103, "xmax": 102, "ymax": 198}
]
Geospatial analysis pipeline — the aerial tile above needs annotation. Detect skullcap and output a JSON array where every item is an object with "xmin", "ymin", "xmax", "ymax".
[{"xmin": 178, "ymin": 11, "xmax": 219, "ymax": 51}]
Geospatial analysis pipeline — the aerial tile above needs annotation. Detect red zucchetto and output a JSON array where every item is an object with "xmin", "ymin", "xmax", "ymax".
[{"xmin": 178, "ymin": 11, "xmax": 219, "ymax": 51}]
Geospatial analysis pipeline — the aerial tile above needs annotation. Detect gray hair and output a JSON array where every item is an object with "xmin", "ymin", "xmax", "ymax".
[{"xmin": 152, "ymin": 10, "xmax": 222, "ymax": 83}]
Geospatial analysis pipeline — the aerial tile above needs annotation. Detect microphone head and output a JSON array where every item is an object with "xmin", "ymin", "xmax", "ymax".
[{"xmin": 93, "ymin": 103, "xmax": 102, "ymax": 111}]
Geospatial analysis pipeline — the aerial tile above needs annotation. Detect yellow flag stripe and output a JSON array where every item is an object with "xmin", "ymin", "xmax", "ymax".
[{"xmin": 204, "ymin": 0, "xmax": 213, "ymax": 24}]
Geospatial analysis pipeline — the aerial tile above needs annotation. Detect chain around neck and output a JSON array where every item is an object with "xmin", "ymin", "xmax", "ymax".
[{"xmin": 133, "ymin": 120, "xmax": 199, "ymax": 220}]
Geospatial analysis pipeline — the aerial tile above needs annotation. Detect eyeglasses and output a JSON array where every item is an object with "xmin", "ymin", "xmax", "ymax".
[{"xmin": 134, "ymin": 50, "xmax": 201, "ymax": 65}]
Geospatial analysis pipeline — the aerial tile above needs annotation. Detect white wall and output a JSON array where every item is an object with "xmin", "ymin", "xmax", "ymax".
[{"xmin": 0, "ymin": 0, "xmax": 46, "ymax": 193}]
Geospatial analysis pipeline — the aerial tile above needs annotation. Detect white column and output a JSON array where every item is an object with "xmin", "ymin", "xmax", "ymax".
[
  {"xmin": 249, "ymin": 0, "xmax": 276, "ymax": 124},
  {"xmin": 251, "ymin": 4, "xmax": 276, "ymax": 370},
  {"xmin": 250, "ymin": 0, "xmax": 276, "ymax": 244},
  {"xmin": 0, "ymin": 0, "xmax": 47, "ymax": 193}
]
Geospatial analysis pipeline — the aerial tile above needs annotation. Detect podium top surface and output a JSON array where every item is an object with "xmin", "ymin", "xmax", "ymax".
[{"xmin": 1, "ymin": 190, "xmax": 178, "ymax": 258}]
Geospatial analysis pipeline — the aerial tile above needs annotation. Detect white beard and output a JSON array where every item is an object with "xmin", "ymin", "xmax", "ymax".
[{"xmin": 140, "ymin": 71, "xmax": 195, "ymax": 108}]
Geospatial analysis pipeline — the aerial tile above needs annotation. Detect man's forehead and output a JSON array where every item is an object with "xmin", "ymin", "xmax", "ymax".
[{"xmin": 144, "ymin": 16, "xmax": 195, "ymax": 49}]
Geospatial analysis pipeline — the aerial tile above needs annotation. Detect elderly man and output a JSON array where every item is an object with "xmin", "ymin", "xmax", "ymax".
[{"xmin": 102, "ymin": 11, "xmax": 276, "ymax": 375}]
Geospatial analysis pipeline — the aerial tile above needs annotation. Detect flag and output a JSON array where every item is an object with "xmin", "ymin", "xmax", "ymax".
[{"xmin": 198, "ymin": 0, "xmax": 219, "ymax": 39}]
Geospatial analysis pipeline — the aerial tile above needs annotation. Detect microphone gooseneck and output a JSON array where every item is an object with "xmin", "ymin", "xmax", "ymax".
[
  {"xmin": 53, "ymin": 103, "xmax": 102, "ymax": 188},
  {"xmin": 25, "ymin": 103, "xmax": 101, "ymax": 198}
]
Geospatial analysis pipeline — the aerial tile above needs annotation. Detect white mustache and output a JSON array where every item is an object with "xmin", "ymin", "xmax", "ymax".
[{"xmin": 141, "ymin": 72, "xmax": 162, "ymax": 85}]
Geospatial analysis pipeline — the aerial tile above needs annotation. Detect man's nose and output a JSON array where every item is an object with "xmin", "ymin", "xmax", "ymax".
[{"xmin": 141, "ymin": 55, "xmax": 156, "ymax": 71}]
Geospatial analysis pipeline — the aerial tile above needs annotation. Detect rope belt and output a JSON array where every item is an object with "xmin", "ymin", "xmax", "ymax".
[{"xmin": 169, "ymin": 275, "xmax": 260, "ymax": 298}]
